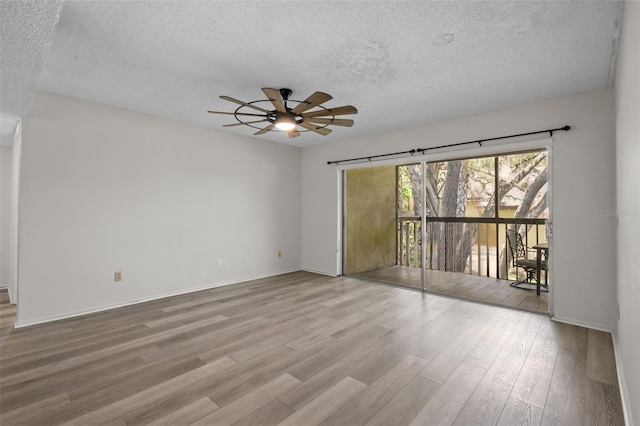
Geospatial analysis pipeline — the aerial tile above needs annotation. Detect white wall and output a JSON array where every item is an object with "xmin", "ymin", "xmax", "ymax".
[
  {"xmin": 17, "ymin": 91, "xmax": 301, "ymax": 326},
  {"xmin": 614, "ymin": 1, "xmax": 639, "ymax": 424},
  {"xmin": 9, "ymin": 122, "xmax": 21, "ymax": 304},
  {"xmin": 302, "ymin": 88, "xmax": 617, "ymax": 332},
  {"xmin": 0, "ymin": 146, "xmax": 12, "ymax": 287}
]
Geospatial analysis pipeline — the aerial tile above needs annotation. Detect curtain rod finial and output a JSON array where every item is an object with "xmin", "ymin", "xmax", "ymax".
[{"xmin": 563, "ymin": 125, "xmax": 571, "ymax": 131}]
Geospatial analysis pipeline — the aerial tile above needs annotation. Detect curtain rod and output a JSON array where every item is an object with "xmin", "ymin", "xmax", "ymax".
[{"xmin": 327, "ymin": 125, "xmax": 571, "ymax": 165}]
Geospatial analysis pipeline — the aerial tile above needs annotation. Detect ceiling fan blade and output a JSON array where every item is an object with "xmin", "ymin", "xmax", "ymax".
[
  {"xmin": 291, "ymin": 91, "xmax": 333, "ymax": 115},
  {"xmin": 261, "ymin": 88, "xmax": 286, "ymax": 113},
  {"xmin": 220, "ymin": 96, "xmax": 272, "ymax": 113},
  {"xmin": 223, "ymin": 119, "xmax": 268, "ymax": 127},
  {"xmin": 298, "ymin": 121, "xmax": 332, "ymax": 136},
  {"xmin": 301, "ymin": 105, "xmax": 358, "ymax": 118},
  {"xmin": 288, "ymin": 128, "xmax": 301, "ymax": 138},
  {"xmin": 254, "ymin": 123, "xmax": 276, "ymax": 135},
  {"xmin": 208, "ymin": 110, "xmax": 267, "ymax": 117},
  {"xmin": 304, "ymin": 117, "xmax": 354, "ymax": 127}
]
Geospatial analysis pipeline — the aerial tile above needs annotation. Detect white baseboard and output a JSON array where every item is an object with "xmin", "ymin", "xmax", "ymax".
[
  {"xmin": 7, "ymin": 286, "xmax": 15, "ymax": 305},
  {"xmin": 15, "ymin": 268, "xmax": 301, "ymax": 328},
  {"xmin": 611, "ymin": 333, "xmax": 634, "ymax": 426},
  {"xmin": 550, "ymin": 315, "xmax": 613, "ymax": 333},
  {"xmin": 301, "ymin": 268, "xmax": 338, "ymax": 277}
]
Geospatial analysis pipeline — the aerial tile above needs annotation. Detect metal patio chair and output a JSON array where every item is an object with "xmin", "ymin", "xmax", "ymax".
[{"xmin": 505, "ymin": 229, "xmax": 548, "ymax": 292}]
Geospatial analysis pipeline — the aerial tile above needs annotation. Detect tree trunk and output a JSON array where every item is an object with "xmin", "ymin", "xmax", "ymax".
[
  {"xmin": 438, "ymin": 161, "xmax": 462, "ymax": 270},
  {"xmin": 453, "ymin": 162, "xmax": 470, "ymax": 271},
  {"xmin": 406, "ymin": 165, "xmax": 423, "ymax": 217},
  {"xmin": 423, "ymin": 163, "xmax": 441, "ymax": 269}
]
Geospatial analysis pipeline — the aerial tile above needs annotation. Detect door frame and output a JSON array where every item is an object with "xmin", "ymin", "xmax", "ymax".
[{"xmin": 337, "ymin": 136, "xmax": 554, "ymax": 314}]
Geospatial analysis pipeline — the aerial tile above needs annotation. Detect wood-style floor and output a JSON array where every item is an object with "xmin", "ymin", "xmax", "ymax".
[
  {"xmin": 356, "ymin": 266, "xmax": 549, "ymax": 314},
  {"xmin": 0, "ymin": 272, "xmax": 623, "ymax": 426}
]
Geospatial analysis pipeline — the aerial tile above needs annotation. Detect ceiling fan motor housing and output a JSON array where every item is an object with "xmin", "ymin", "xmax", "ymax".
[{"xmin": 279, "ymin": 88, "xmax": 293, "ymax": 101}]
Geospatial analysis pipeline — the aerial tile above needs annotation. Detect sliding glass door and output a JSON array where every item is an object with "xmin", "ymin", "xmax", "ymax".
[
  {"xmin": 342, "ymin": 148, "xmax": 550, "ymax": 314},
  {"xmin": 343, "ymin": 164, "xmax": 423, "ymax": 291}
]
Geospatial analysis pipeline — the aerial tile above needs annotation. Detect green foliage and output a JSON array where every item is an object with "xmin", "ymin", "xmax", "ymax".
[{"xmin": 395, "ymin": 149, "xmax": 549, "ymax": 275}]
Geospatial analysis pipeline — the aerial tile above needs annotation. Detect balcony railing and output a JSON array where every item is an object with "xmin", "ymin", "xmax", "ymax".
[
  {"xmin": 398, "ymin": 216, "xmax": 422, "ymax": 267},
  {"xmin": 398, "ymin": 216, "xmax": 546, "ymax": 280}
]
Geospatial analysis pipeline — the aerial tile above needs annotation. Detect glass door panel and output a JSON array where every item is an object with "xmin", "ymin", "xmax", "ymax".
[
  {"xmin": 343, "ymin": 164, "xmax": 423, "ymax": 291},
  {"xmin": 420, "ymin": 150, "xmax": 550, "ymax": 313}
]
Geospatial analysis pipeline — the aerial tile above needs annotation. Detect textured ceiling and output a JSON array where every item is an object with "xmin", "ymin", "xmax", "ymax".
[
  {"xmin": 0, "ymin": 0, "xmax": 64, "ymax": 147},
  {"xmin": 2, "ymin": 1, "xmax": 624, "ymax": 147}
]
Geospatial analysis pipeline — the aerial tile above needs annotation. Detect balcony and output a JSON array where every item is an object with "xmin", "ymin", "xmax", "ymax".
[
  {"xmin": 399, "ymin": 216, "xmax": 547, "ymax": 278},
  {"xmin": 355, "ymin": 216, "xmax": 549, "ymax": 313}
]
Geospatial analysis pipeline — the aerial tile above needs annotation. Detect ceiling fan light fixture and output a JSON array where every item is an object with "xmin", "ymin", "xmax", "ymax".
[{"xmin": 274, "ymin": 115, "xmax": 296, "ymax": 131}]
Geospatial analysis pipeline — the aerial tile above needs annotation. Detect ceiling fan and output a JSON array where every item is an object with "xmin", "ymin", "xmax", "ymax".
[{"xmin": 207, "ymin": 88, "xmax": 357, "ymax": 138}]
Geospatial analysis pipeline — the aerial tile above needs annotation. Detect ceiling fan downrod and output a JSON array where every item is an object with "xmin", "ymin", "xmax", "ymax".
[{"xmin": 280, "ymin": 88, "xmax": 292, "ymax": 109}]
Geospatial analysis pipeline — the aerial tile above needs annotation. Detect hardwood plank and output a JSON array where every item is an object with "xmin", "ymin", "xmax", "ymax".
[
  {"xmin": 160, "ymin": 289, "xmax": 248, "ymax": 312},
  {"xmin": 453, "ymin": 313, "xmax": 543, "ymax": 425},
  {"xmin": 278, "ymin": 337, "xmax": 389, "ymax": 410},
  {"xmin": 496, "ymin": 397, "xmax": 543, "ymax": 426},
  {"xmin": 206, "ymin": 339, "xmax": 332, "ymax": 408},
  {"xmin": 463, "ymin": 309, "xmax": 520, "ymax": 369},
  {"xmin": 277, "ymin": 376, "xmax": 367, "ymax": 426},
  {"xmin": 228, "ymin": 316, "xmax": 334, "ymax": 363},
  {"xmin": 364, "ymin": 376, "xmax": 440, "ymax": 426},
  {"xmin": 191, "ymin": 374, "xmax": 300, "ymax": 426},
  {"xmin": 348, "ymin": 344, "xmax": 419, "ymax": 385},
  {"xmin": 13, "ymin": 358, "xmax": 212, "ymax": 425},
  {"xmin": 541, "ymin": 353, "xmax": 587, "ymax": 426},
  {"xmin": 1, "ymin": 324, "xmax": 154, "ymax": 376},
  {"xmin": 0, "ymin": 355, "xmax": 89, "ymax": 387},
  {"xmin": 286, "ymin": 311, "xmax": 373, "ymax": 351},
  {"xmin": 144, "ymin": 306, "xmax": 228, "ymax": 328},
  {"xmin": 142, "ymin": 316, "xmax": 273, "ymax": 364},
  {"xmin": 231, "ymin": 399, "xmax": 293, "ymax": 426},
  {"xmin": 510, "ymin": 336, "xmax": 559, "ymax": 408},
  {"xmin": 378, "ymin": 307, "xmax": 468, "ymax": 363},
  {"xmin": 0, "ymin": 289, "xmax": 10, "ymax": 303},
  {"xmin": 122, "ymin": 348, "xmax": 295, "ymax": 426},
  {"xmin": 146, "ymin": 397, "xmax": 219, "ymax": 426},
  {"xmin": 60, "ymin": 356, "xmax": 236, "ymax": 425},
  {"xmin": 583, "ymin": 378, "xmax": 624, "ymax": 426},
  {"xmin": 287, "ymin": 334, "xmax": 386, "ymax": 382},
  {"xmin": 0, "ymin": 392, "xmax": 71, "ymax": 425},
  {"xmin": 84, "ymin": 318, "xmax": 230, "ymax": 361},
  {"xmin": 409, "ymin": 362, "xmax": 487, "ymax": 426},
  {"xmin": 102, "ymin": 417, "xmax": 128, "ymax": 426},
  {"xmin": 321, "ymin": 354, "xmax": 429, "ymax": 426},
  {"xmin": 537, "ymin": 320, "xmax": 588, "ymax": 358},
  {"xmin": 0, "ymin": 345, "xmax": 153, "ymax": 408},
  {"xmin": 1, "ymin": 348, "xmax": 149, "ymax": 413},
  {"xmin": 67, "ymin": 355, "xmax": 207, "ymax": 404},
  {"xmin": 419, "ymin": 319, "xmax": 492, "ymax": 384},
  {"xmin": 586, "ymin": 329, "xmax": 618, "ymax": 386}
]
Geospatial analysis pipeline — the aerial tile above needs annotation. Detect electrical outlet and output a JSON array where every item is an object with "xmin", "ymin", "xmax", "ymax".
[
  {"xmin": 114, "ymin": 271, "xmax": 122, "ymax": 282},
  {"xmin": 216, "ymin": 258, "xmax": 222, "ymax": 266},
  {"xmin": 244, "ymin": 256, "xmax": 249, "ymax": 264},
  {"xmin": 278, "ymin": 250, "xmax": 282, "ymax": 258}
]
